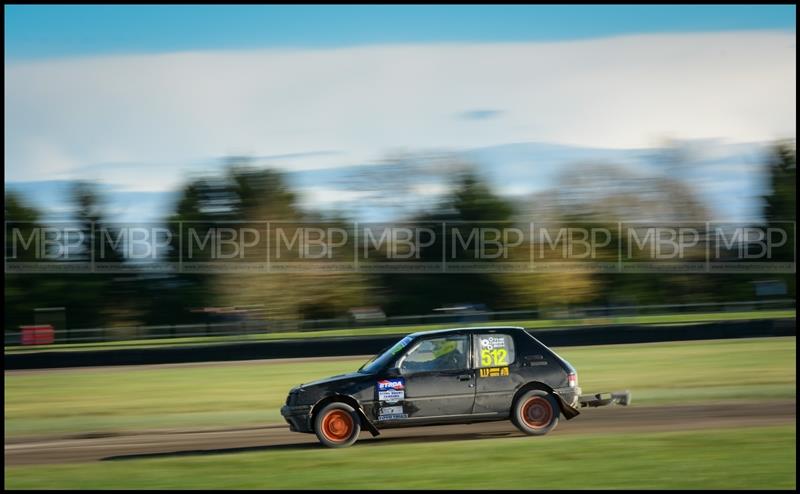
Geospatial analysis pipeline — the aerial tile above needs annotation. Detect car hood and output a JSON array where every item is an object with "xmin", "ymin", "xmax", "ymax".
[{"xmin": 298, "ymin": 371, "xmax": 371, "ymax": 390}]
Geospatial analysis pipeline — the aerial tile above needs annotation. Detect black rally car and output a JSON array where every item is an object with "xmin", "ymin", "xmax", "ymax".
[{"xmin": 281, "ymin": 326, "xmax": 629, "ymax": 447}]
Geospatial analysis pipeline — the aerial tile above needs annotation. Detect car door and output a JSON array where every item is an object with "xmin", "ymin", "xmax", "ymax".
[
  {"xmin": 387, "ymin": 333, "xmax": 475, "ymax": 421},
  {"xmin": 471, "ymin": 331, "xmax": 519, "ymax": 415}
]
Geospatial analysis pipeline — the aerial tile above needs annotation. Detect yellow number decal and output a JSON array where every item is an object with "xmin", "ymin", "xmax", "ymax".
[
  {"xmin": 481, "ymin": 348, "xmax": 508, "ymax": 367},
  {"xmin": 481, "ymin": 350, "xmax": 493, "ymax": 366},
  {"xmin": 494, "ymin": 348, "xmax": 508, "ymax": 366}
]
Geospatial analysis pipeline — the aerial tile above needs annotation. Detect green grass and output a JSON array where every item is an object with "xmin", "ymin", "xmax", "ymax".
[
  {"xmin": 5, "ymin": 425, "xmax": 796, "ymax": 489},
  {"xmin": 4, "ymin": 309, "xmax": 795, "ymax": 354},
  {"xmin": 4, "ymin": 337, "xmax": 795, "ymax": 439}
]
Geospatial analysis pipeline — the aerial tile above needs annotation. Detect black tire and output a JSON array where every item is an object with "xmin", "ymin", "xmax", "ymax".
[
  {"xmin": 511, "ymin": 390, "xmax": 560, "ymax": 436},
  {"xmin": 313, "ymin": 402, "xmax": 361, "ymax": 448}
]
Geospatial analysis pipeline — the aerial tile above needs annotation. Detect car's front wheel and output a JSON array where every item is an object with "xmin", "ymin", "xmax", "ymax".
[
  {"xmin": 511, "ymin": 390, "xmax": 560, "ymax": 435},
  {"xmin": 313, "ymin": 402, "xmax": 361, "ymax": 448}
]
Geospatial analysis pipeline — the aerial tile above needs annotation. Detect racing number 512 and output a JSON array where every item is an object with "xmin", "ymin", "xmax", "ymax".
[{"xmin": 481, "ymin": 348, "xmax": 508, "ymax": 366}]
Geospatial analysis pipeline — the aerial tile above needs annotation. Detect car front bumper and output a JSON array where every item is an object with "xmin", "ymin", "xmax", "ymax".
[{"xmin": 280, "ymin": 404, "xmax": 313, "ymax": 433}]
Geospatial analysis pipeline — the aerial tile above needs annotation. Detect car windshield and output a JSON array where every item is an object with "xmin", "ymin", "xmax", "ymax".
[{"xmin": 357, "ymin": 335, "xmax": 414, "ymax": 374}]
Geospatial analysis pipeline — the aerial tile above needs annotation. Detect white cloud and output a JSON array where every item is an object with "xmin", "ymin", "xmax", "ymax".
[
  {"xmin": 295, "ymin": 186, "xmax": 374, "ymax": 206},
  {"xmin": 5, "ymin": 31, "xmax": 796, "ymax": 191},
  {"xmin": 503, "ymin": 185, "xmax": 538, "ymax": 196},
  {"xmin": 410, "ymin": 183, "xmax": 450, "ymax": 197}
]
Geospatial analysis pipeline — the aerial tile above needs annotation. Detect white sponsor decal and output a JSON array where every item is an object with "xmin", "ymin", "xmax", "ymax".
[
  {"xmin": 379, "ymin": 405, "xmax": 404, "ymax": 416},
  {"xmin": 378, "ymin": 389, "xmax": 404, "ymax": 404},
  {"xmin": 377, "ymin": 413, "xmax": 408, "ymax": 421},
  {"xmin": 480, "ymin": 336, "xmax": 507, "ymax": 350}
]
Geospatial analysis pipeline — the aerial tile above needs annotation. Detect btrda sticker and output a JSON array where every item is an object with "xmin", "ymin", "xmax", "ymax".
[
  {"xmin": 377, "ymin": 378, "xmax": 405, "ymax": 403},
  {"xmin": 377, "ymin": 378, "xmax": 404, "ymax": 390}
]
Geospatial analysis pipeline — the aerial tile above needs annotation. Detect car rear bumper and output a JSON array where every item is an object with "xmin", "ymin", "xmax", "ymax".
[
  {"xmin": 280, "ymin": 404, "xmax": 313, "ymax": 433},
  {"xmin": 554, "ymin": 386, "xmax": 581, "ymax": 408}
]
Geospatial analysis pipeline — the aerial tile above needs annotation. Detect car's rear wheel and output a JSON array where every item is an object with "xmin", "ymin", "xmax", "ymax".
[
  {"xmin": 512, "ymin": 390, "xmax": 560, "ymax": 435},
  {"xmin": 314, "ymin": 402, "xmax": 361, "ymax": 448}
]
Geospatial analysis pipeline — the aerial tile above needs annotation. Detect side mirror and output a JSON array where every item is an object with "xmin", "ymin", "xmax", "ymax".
[{"xmin": 386, "ymin": 367, "xmax": 402, "ymax": 377}]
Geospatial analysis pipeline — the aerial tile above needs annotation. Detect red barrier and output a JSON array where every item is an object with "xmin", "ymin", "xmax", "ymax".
[{"xmin": 20, "ymin": 325, "xmax": 55, "ymax": 345}]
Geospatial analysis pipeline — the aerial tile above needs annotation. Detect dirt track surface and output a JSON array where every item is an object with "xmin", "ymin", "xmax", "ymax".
[{"xmin": 5, "ymin": 401, "xmax": 795, "ymax": 466}]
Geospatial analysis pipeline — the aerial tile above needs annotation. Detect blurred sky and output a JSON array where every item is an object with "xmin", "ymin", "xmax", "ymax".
[
  {"xmin": 5, "ymin": 5, "xmax": 796, "ymax": 59},
  {"xmin": 4, "ymin": 5, "xmax": 797, "ymax": 222}
]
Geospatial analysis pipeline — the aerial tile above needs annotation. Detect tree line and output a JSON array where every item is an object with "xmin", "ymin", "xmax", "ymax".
[{"xmin": 4, "ymin": 141, "xmax": 795, "ymax": 332}]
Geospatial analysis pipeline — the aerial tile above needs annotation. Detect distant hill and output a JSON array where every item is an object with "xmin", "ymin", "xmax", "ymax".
[{"xmin": 5, "ymin": 140, "xmax": 770, "ymax": 224}]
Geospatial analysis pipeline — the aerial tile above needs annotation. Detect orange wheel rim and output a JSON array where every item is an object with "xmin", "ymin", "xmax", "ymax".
[
  {"xmin": 321, "ymin": 410, "xmax": 353, "ymax": 442},
  {"xmin": 521, "ymin": 397, "xmax": 553, "ymax": 428}
]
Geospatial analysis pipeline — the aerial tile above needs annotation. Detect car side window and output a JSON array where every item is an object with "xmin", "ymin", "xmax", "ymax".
[
  {"xmin": 397, "ymin": 335, "xmax": 469, "ymax": 374},
  {"xmin": 474, "ymin": 334, "xmax": 515, "ymax": 368}
]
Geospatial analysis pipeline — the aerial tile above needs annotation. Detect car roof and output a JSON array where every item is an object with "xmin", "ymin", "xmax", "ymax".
[{"xmin": 407, "ymin": 326, "xmax": 526, "ymax": 339}]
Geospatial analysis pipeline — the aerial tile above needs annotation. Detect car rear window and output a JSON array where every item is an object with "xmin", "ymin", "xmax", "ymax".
[{"xmin": 474, "ymin": 333, "xmax": 515, "ymax": 368}]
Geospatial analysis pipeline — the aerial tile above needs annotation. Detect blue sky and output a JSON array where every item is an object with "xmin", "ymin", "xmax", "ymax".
[{"xmin": 5, "ymin": 5, "xmax": 796, "ymax": 60}]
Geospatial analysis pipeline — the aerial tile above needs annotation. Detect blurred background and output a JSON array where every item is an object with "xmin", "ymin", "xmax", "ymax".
[
  {"xmin": 4, "ymin": 142, "xmax": 797, "ymax": 340},
  {"xmin": 4, "ymin": 5, "xmax": 796, "ymax": 337}
]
